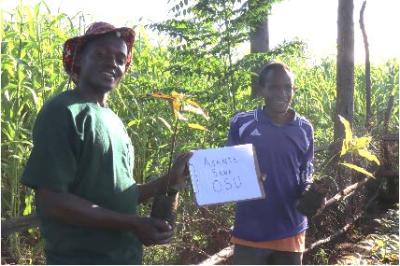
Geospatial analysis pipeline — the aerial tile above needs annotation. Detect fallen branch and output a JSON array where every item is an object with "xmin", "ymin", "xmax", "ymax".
[
  {"xmin": 1, "ymin": 214, "xmax": 39, "ymax": 236},
  {"xmin": 305, "ymin": 184, "xmax": 380, "ymax": 253},
  {"xmin": 305, "ymin": 220, "xmax": 354, "ymax": 253},
  {"xmin": 199, "ymin": 245, "xmax": 234, "ymax": 265},
  {"xmin": 315, "ymin": 176, "xmax": 372, "ymax": 216}
]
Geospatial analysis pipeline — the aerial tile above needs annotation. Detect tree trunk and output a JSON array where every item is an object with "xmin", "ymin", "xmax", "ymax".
[
  {"xmin": 335, "ymin": 0, "xmax": 354, "ymax": 144},
  {"xmin": 249, "ymin": 1, "xmax": 270, "ymax": 97},
  {"xmin": 250, "ymin": 17, "xmax": 269, "ymax": 53},
  {"xmin": 335, "ymin": 0, "xmax": 355, "ymax": 222},
  {"xmin": 334, "ymin": 0, "xmax": 354, "ymax": 162}
]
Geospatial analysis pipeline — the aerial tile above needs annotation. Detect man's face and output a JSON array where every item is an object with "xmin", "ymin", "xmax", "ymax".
[
  {"xmin": 259, "ymin": 68, "xmax": 294, "ymax": 114},
  {"xmin": 78, "ymin": 34, "xmax": 128, "ymax": 93}
]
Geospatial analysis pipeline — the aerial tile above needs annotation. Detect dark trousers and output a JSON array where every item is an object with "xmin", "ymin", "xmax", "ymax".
[{"xmin": 232, "ymin": 244, "xmax": 303, "ymax": 265}]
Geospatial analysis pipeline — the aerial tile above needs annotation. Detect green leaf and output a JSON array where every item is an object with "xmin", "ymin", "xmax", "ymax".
[
  {"xmin": 341, "ymin": 139, "xmax": 349, "ymax": 156},
  {"xmin": 187, "ymin": 123, "xmax": 207, "ymax": 131},
  {"xmin": 338, "ymin": 115, "xmax": 352, "ymax": 156},
  {"xmin": 23, "ymin": 194, "xmax": 33, "ymax": 216},
  {"xmin": 176, "ymin": 111, "xmax": 188, "ymax": 121},
  {"xmin": 340, "ymin": 162, "xmax": 375, "ymax": 178},
  {"xmin": 358, "ymin": 149, "xmax": 380, "ymax": 165},
  {"xmin": 353, "ymin": 136, "xmax": 372, "ymax": 150},
  {"xmin": 182, "ymin": 103, "xmax": 209, "ymax": 120},
  {"xmin": 157, "ymin": 117, "xmax": 173, "ymax": 133},
  {"xmin": 127, "ymin": 119, "xmax": 139, "ymax": 128}
]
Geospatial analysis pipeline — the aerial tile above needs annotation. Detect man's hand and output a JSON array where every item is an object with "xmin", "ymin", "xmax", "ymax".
[
  {"xmin": 168, "ymin": 152, "xmax": 193, "ymax": 189},
  {"xmin": 296, "ymin": 183, "xmax": 326, "ymax": 218},
  {"xmin": 137, "ymin": 152, "xmax": 192, "ymax": 203},
  {"xmin": 132, "ymin": 216, "xmax": 174, "ymax": 246}
]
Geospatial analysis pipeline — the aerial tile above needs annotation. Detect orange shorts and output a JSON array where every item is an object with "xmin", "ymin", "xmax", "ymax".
[{"xmin": 231, "ymin": 231, "xmax": 306, "ymax": 252}]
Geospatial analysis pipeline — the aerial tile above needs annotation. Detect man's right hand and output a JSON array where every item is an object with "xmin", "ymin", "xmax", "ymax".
[
  {"xmin": 36, "ymin": 188, "xmax": 174, "ymax": 246},
  {"xmin": 131, "ymin": 216, "xmax": 173, "ymax": 246}
]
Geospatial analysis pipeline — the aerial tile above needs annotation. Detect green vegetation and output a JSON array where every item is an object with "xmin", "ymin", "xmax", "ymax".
[{"xmin": 1, "ymin": 1, "xmax": 398, "ymax": 264}]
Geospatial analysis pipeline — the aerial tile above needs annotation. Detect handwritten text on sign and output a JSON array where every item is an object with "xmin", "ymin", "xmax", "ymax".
[{"xmin": 188, "ymin": 144, "xmax": 265, "ymax": 206}]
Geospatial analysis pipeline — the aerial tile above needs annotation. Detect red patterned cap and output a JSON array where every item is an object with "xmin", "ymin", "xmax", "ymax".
[{"xmin": 63, "ymin": 22, "xmax": 135, "ymax": 82}]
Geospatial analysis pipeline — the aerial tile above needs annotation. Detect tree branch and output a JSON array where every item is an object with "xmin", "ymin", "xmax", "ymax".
[{"xmin": 359, "ymin": 0, "xmax": 371, "ymax": 130}]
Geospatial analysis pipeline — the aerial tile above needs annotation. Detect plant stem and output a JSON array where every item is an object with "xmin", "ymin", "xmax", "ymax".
[{"xmin": 165, "ymin": 116, "xmax": 180, "ymax": 191}]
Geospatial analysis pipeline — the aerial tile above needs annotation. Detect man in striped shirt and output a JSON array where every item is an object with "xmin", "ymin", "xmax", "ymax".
[{"xmin": 227, "ymin": 62, "xmax": 322, "ymax": 264}]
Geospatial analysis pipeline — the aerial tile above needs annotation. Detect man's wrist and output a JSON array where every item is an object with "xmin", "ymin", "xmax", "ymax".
[{"xmin": 123, "ymin": 214, "xmax": 141, "ymax": 231}]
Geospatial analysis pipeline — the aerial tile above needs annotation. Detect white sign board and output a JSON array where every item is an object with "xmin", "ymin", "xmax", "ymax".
[{"xmin": 188, "ymin": 144, "xmax": 265, "ymax": 206}]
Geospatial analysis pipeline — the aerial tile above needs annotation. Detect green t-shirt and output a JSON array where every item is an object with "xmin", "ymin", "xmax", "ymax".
[{"xmin": 21, "ymin": 90, "xmax": 143, "ymax": 264}]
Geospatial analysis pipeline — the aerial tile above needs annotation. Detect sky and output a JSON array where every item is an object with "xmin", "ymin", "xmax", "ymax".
[{"xmin": 2, "ymin": 0, "xmax": 399, "ymax": 63}]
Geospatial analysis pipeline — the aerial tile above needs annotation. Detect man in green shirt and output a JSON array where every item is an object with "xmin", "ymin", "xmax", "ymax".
[{"xmin": 21, "ymin": 22, "xmax": 192, "ymax": 264}]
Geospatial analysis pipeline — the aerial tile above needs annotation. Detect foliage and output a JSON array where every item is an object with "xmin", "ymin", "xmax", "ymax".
[
  {"xmin": 153, "ymin": 0, "xmax": 284, "ymax": 56},
  {"xmin": 151, "ymin": 0, "xmax": 293, "ymax": 112},
  {"xmin": 337, "ymin": 115, "xmax": 380, "ymax": 177},
  {"xmin": 148, "ymin": 90, "xmax": 208, "ymax": 192}
]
